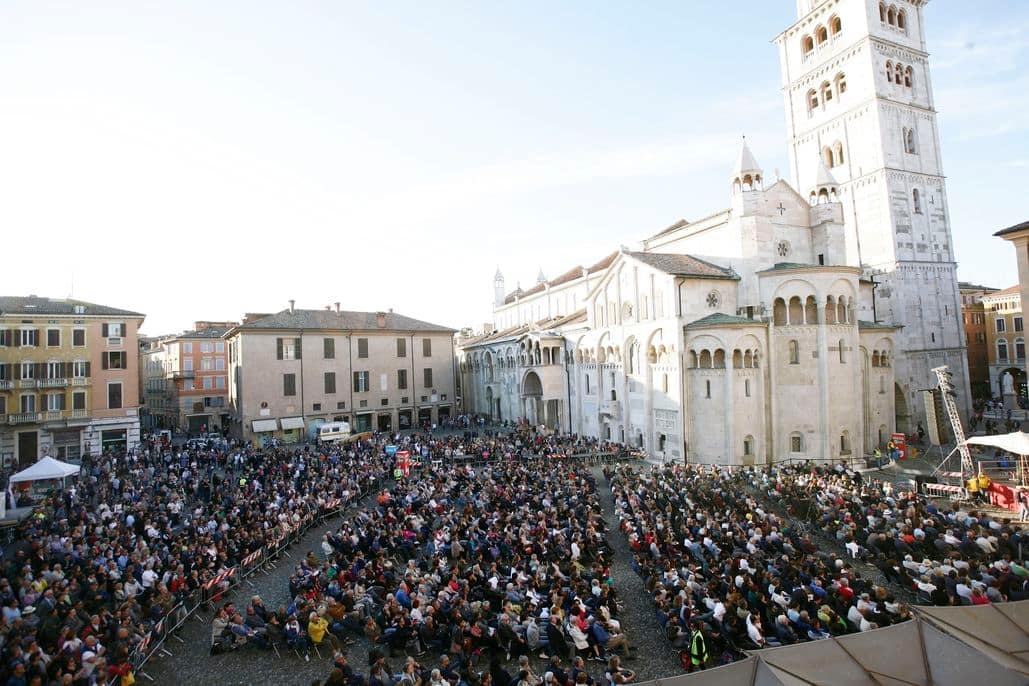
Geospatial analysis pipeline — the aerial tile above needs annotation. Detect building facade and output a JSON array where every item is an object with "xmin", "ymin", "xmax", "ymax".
[
  {"xmin": 981, "ymin": 286, "xmax": 1026, "ymax": 403},
  {"xmin": 140, "ymin": 322, "xmax": 234, "ymax": 434},
  {"xmin": 459, "ymin": 0, "xmax": 975, "ymax": 465},
  {"xmin": 0, "ymin": 296, "xmax": 144, "ymax": 466},
  {"xmin": 994, "ymin": 220, "xmax": 1029, "ymax": 400},
  {"xmin": 959, "ymin": 283, "xmax": 999, "ymax": 400},
  {"xmin": 460, "ymin": 143, "xmax": 898, "ymax": 466},
  {"xmin": 226, "ymin": 305, "xmax": 456, "ymax": 445},
  {"xmin": 775, "ymin": 0, "xmax": 970, "ymax": 420}
]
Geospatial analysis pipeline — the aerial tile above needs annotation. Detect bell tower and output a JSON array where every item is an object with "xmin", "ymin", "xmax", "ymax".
[
  {"xmin": 774, "ymin": 0, "xmax": 970, "ymax": 428},
  {"xmin": 494, "ymin": 268, "xmax": 506, "ymax": 309}
]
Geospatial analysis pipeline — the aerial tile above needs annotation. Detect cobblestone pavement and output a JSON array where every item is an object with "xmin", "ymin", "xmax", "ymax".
[
  {"xmin": 591, "ymin": 467, "xmax": 686, "ymax": 681},
  {"xmin": 143, "ymin": 464, "xmax": 688, "ymax": 686}
]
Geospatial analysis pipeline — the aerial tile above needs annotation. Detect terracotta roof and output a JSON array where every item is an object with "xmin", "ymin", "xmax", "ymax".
[
  {"xmin": 627, "ymin": 252, "xmax": 737, "ymax": 279},
  {"xmin": 0, "ymin": 295, "xmax": 143, "ymax": 317},
  {"xmin": 549, "ymin": 265, "xmax": 586, "ymax": 288},
  {"xmin": 174, "ymin": 327, "xmax": 232, "ymax": 339},
  {"xmin": 587, "ymin": 252, "xmax": 618, "ymax": 273},
  {"xmin": 234, "ymin": 309, "xmax": 454, "ymax": 333},
  {"xmin": 646, "ymin": 218, "xmax": 689, "ymax": 240},
  {"xmin": 984, "ymin": 285, "xmax": 1021, "ymax": 298},
  {"xmin": 994, "ymin": 220, "xmax": 1029, "ymax": 237}
]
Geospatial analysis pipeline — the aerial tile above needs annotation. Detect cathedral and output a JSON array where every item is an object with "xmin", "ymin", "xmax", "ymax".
[{"xmin": 457, "ymin": 0, "xmax": 969, "ymax": 466}]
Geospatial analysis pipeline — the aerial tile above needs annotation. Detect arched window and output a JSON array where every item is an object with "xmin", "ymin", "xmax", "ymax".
[
  {"xmin": 904, "ymin": 65, "xmax": 913, "ymax": 88},
  {"xmin": 830, "ymin": 15, "xmax": 842, "ymax": 36},
  {"xmin": 895, "ymin": 63, "xmax": 904, "ymax": 85},
  {"xmin": 998, "ymin": 339, "xmax": 1009, "ymax": 362},
  {"xmin": 835, "ymin": 72, "xmax": 847, "ymax": 96},
  {"xmin": 885, "ymin": 60, "xmax": 893, "ymax": 82},
  {"xmin": 897, "ymin": 9, "xmax": 907, "ymax": 31},
  {"xmin": 834, "ymin": 141, "xmax": 845, "ymax": 166},
  {"xmin": 872, "ymin": 351, "xmax": 881, "ymax": 367},
  {"xmin": 1017, "ymin": 338, "xmax": 1026, "ymax": 360},
  {"xmin": 802, "ymin": 35, "xmax": 815, "ymax": 56},
  {"xmin": 807, "ymin": 89, "xmax": 819, "ymax": 113},
  {"xmin": 815, "ymin": 25, "xmax": 828, "ymax": 45},
  {"xmin": 879, "ymin": 2, "xmax": 886, "ymax": 22},
  {"xmin": 823, "ymin": 146, "xmax": 834, "ymax": 168},
  {"xmin": 840, "ymin": 431, "xmax": 851, "ymax": 454},
  {"xmin": 887, "ymin": 6, "xmax": 897, "ymax": 26},
  {"xmin": 839, "ymin": 339, "xmax": 846, "ymax": 363},
  {"xmin": 821, "ymin": 80, "xmax": 833, "ymax": 104},
  {"xmin": 788, "ymin": 340, "xmax": 799, "ymax": 365},
  {"xmin": 912, "ymin": 188, "xmax": 922, "ymax": 214}
]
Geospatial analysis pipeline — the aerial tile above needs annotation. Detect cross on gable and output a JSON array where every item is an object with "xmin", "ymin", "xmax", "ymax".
[{"xmin": 776, "ymin": 202, "xmax": 786, "ymax": 216}]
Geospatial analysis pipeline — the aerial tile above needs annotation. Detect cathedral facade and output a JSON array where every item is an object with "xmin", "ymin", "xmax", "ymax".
[{"xmin": 457, "ymin": 0, "xmax": 967, "ymax": 466}]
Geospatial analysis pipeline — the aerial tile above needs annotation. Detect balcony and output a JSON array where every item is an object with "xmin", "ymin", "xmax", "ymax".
[
  {"xmin": 70, "ymin": 409, "xmax": 89, "ymax": 420},
  {"xmin": 18, "ymin": 379, "xmax": 37, "ymax": 389},
  {"xmin": 39, "ymin": 378, "xmax": 68, "ymax": 389},
  {"xmin": 8, "ymin": 412, "xmax": 41, "ymax": 424},
  {"xmin": 0, "ymin": 380, "xmax": 12, "ymax": 391},
  {"xmin": 42, "ymin": 410, "xmax": 65, "ymax": 422},
  {"xmin": 71, "ymin": 377, "xmax": 91, "ymax": 387},
  {"xmin": 600, "ymin": 400, "xmax": 622, "ymax": 419},
  {"xmin": 167, "ymin": 370, "xmax": 195, "ymax": 380}
]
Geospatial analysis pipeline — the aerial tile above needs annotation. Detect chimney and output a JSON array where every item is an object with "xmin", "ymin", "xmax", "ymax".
[
  {"xmin": 388, "ymin": 308, "xmax": 393, "ymax": 314},
  {"xmin": 376, "ymin": 312, "xmax": 387, "ymax": 328},
  {"xmin": 325, "ymin": 305, "xmax": 331, "ymax": 311},
  {"xmin": 334, "ymin": 302, "xmax": 341, "ymax": 313},
  {"xmin": 288, "ymin": 299, "xmax": 295, "ymax": 314}
]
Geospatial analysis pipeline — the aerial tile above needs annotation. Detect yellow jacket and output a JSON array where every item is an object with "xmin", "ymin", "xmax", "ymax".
[{"xmin": 308, "ymin": 617, "xmax": 328, "ymax": 644}]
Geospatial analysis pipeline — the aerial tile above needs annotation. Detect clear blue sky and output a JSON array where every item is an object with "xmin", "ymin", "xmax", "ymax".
[{"xmin": 1, "ymin": 1, "xmax": 1025, "ymax": 334}]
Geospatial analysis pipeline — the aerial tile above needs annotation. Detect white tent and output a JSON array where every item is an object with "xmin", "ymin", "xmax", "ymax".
[
  {"xmin": 966, "ymin": 431, "xmax": 1029, "ymax": 455},
  {"xmin": 966, "ymin": 431, "xmax": 1029, "ymax": 486},
  {"xmin": 9, "ymin": 456, "xmax": 80, "ymax": 484}
]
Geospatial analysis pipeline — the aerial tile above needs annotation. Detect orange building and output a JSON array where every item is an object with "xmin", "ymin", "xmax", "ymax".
[
  {"xmin": 959, "ymin": 283, "xmax": 999, "ymax": 399},
  {"xmin": 142, "ymin": 322, "xmax": 234, "ymax": 434}
]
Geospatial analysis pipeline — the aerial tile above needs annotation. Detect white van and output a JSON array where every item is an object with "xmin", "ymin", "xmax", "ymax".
[{"xmin": 317, "ymin": 421, "xmax": 352, "ymax": 444}]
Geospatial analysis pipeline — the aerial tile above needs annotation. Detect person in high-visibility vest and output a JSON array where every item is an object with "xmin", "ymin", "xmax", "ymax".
[
  {"xmin": 689, "ymin": 621, "xmax": 708, "ymax": 671},
  {"xmin": 976, "ymin": 472, "xmax": 992, "ymax": 503}
]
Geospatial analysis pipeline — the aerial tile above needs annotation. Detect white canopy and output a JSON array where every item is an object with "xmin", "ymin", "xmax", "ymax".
[
  {"xmin": 966, "ymin": 431, "xmax": 1029, "ymax": 455},
  {"xmin": 9, "ymin": 456, "xmax": 80, "ymax": 484}
]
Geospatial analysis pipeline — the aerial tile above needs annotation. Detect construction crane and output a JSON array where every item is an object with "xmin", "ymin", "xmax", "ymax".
[{"xmin": 931, "ymin": 365, "xmax": 974, "ymax": 479}]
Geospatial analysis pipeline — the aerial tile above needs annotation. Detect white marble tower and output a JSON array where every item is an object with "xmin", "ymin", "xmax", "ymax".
[{"xmin": 775, "ymin": 0, "xmax": 970, "ymax": 430}]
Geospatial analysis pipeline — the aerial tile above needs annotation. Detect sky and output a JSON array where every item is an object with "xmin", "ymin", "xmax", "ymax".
[{"xmin": 1, "ymin": 1, "xmax": 1026, "ymax": 335}]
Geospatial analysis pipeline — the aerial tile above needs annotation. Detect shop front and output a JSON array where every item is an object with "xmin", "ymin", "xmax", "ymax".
[{"xmin": 280, "ymin": 416, "xmax": 305, "ymax": 444}]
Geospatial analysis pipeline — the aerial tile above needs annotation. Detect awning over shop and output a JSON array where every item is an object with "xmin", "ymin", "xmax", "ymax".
[
  {"xmin": 280, "ymin": 416, "xmax": 305, "ymax": 430},
  {"xmin": 252, "ymin": 419, "xmax": 279, "ymax": 433}
]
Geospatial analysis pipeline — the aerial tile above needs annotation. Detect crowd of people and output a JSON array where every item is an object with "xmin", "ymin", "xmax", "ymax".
[
  {"xmin": 0, "ymin": 435, "xmax": 390, "ymax": 686},
  {"xmin": 764, "ymin": 464, "xmax": 1029, "ymax": 604},
  {"xmin": 609, "ymin": 460, "xmax": 1028, "ymax": 672},
  {"xmin": 232, "ymin": 442, "xmax": 643, "ymax": 686}
]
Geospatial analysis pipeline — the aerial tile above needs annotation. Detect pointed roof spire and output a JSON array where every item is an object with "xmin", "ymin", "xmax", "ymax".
[
  {"xmin": 494, "ymin": 266, "xmax": 504, "ymax": 281},
  {"xmin": 536, "ymin": 268, "xmax": 547, "ymax": 285},
  {"xmin": 730, "ymin": 135, "xmax": 762, "ymax": 180},
  {"xmin": 814, "ymin": 160, "xmax": 839, "ymax": 189}
]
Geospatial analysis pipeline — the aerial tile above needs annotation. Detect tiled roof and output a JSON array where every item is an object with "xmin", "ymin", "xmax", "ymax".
[
  {"xmin": 176, "ymin": 328, "xmax": 233, "ymax": 339},
  {"xmin": 645, "ymin": 218, "xmax": 689, "ymax": 240},
  {"xmin": 627, "ymin": 252, "xmax": 737, "ymax": 279},
  {"xmin": 0, "ymin": 295, "xmax": 143, "ymax": 317},
  {"xmin": 549, "ymin": 265, "xmax": 586, "ymax": 288},
  {"xmin": 994, "ymin": 220, "xmax": 1029, "ymax": 237},
  {"xmin": 985, "ymin": 285, "xmax": 1021, "ymax": 298},
  {"xmin": 235, "ymin": 309, "xmax": 455, "ymax": 333},
  {"xmin": 686, "ymin": 313, "xmax": 760, "ymax": 328},
  {"xmin": 587, "ymin": 252, "xmax": 618, "ymax": 273},
  {"xmin": 857, "ymin": 320, "xmax": 900, "ymax": 330}
]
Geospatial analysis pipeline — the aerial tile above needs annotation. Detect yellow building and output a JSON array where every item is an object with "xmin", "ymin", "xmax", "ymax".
[
  {"xmin": 0, "ymin": 296, "xmax": 145, "ymax": 466},
  {"xmin": 981, "ymin": 286, "xmax": 1025, "ymax": 402}
]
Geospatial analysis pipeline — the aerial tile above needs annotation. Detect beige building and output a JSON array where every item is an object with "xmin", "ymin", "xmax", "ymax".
[
  {"xmin": 140, "ymin": 322, "xmax": 235, "ymax": 434},
  {"xmin": 981, "ymin": 286, "xmax": 1025, "ymax": 402},
  {"xmin": 994, "ymin": 220, "xmax": 1029, "ymax": 400},
  {"xmin": 0, "ymin": 296, "xmax": 145, "ymax": 466},
  {"xmin": 225, "ymin": 304, "xmax": 456, "ymax": 445}
]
